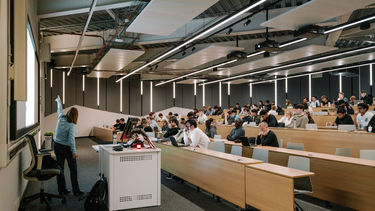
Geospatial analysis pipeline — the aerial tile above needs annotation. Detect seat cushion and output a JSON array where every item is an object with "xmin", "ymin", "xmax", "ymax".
[{"xmin": 26, "ymin": 168, "xmax": 61, "ymax": 181}]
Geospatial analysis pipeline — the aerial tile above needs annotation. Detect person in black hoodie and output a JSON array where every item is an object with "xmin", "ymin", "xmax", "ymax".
[
  {"xmin": 360, "ymin": 90, "xmax": 373, "ymax": 105},
  {"xmin": 227, "ymin": 119, "xmax": 245, "ymax": 141},
  {"xmin": 329, "ymin": 108, "xmax": 354, "ymax": 126},
  {"xmin": 256, "ymin": 122, "xmax": 279, "ymax": 147},
  {"xmin": 260, "ymin": 110, "xmax": 278, "ymax": 127},
  {"xmin": 164, "ymin": 118, "xmax": 179, "ymax": 138}
]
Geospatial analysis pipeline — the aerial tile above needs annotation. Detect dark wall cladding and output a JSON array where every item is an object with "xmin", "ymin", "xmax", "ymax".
[{"xmin": 44, "ymin": 64, "xmax": 373, "ymax": 116}]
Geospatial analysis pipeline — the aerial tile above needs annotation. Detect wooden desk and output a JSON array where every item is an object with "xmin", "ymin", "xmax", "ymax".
[
  {"xmin": 226, "ymin": 142, "xmax": 375, "ymax": 211},
  {"xmin": 204, "ymin": 125, "xmax": 375, "ymax": 158},
  {"xmin": 92, "ymin": 126, "xmax": 113, "ymax": 142},
  {"xmin": 246, "ymin": 163, "xmax": 314, "ymax": 211},
  {"xmin": 155, "ymin": 142, "xmax": 262, "ymax": 208}
]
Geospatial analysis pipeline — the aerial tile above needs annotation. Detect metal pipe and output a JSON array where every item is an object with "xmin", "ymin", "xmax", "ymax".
[{"xmin": 67, "ymin": 0, "xmax": 98, "ymax": 76}]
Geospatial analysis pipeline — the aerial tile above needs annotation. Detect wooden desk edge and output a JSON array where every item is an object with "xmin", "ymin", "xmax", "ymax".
[{"xmin": 246, "ymin": 163, "xmax": 314, "ymax": 179}]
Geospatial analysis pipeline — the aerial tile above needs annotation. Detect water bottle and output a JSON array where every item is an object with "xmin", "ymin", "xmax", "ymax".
[
  {"xmin": 113, "ymin": 133, "xmax": 117, "ymax": 144},
  {"xmin": 293, "ymin": 118, "xmax": 297, "ymax": 129},
  {"xmin": 368, "ymin": 125, "xmax": 373, "ymax": 133}
]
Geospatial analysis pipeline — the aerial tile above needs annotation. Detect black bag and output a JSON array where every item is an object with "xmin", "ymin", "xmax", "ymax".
[{"xmin": 84, "ymin": 175, "xmax": 108, "ymax": 211}]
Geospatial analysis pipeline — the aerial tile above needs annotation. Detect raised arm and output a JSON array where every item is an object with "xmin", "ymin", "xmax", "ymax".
[{"xmin": 55, "ymin": 95, "xmax": 64, "ymax": 119}]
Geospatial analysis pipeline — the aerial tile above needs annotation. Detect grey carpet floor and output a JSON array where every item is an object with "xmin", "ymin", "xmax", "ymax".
[{"xmin": 21, "ymin": 138, "xmax": 353, "ymax": 211}]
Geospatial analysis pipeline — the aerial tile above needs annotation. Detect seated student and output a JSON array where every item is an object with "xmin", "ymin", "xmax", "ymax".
[
  {"xmin": 278, "ymin": 111, "xmax": 293, "ymax": 127},
  {"xmin": 174, "ymin": 120, "xmax": 186, "ymax": 143},
  {"xmin": 368, "ymin": 115, "xmax": 375, "ymax": 132},
  {"xmin": 212, "ymin": 106, "xmax": 222, "ymax": 115},
  {"xmin": 226, "ymin": 119, "xmax": 245, "ymax": 141},
  {"xmin": 302, "ymin": 97, "xmax": 309, "ymax": 105},
  {"xmin": 141, "ymin": 118, "xmax": 153, "ymax": 132},
  {"xmin": 321, "ymin": 95, "xmax": 332, "ymax": 107},
  {"xmin": 242, "ymin": 108, "xmax": 252, "ymax": 124},
  {"xmin": 156, "ymin": 113, "xmax": 166, "ymax": 121},
  {"xmin": 225, "ymin": 111, "xmax": 236, "ymax": 125},
  {"xmin": 305, "ymin": 111, "xmax": 315, "ymax": 124},
  {"xmin": 161, "ymin": 119, "xmax": 169, "ymax": 131},
  {"xmin": 310, "ymin": 96, "xmax": 320, "ymax": 107},
  {"xmin": 147, "ymin": 116, "xmax": 161, "ymax": 131},
  {"xmin": 285, "ymin": 99, "xmax": 294, "ymax": 109},
  {"xmin": 349, "ymin": 96, "xmax": 356, "ymax": 106},
  {"xmin": 118, "ymin": 118, "xmax": 126, "ymax": 131},
  {"xmin": 205, "ymin": 118, "xmax": 217, "ymax": 138},
  {"xmin": 183, "ymin": 120, "xmax": 210, "ymax": 148},
  {"xmin": 205, "ymin": 106, "xmax": 213, "ymax": 116},
  {"xmin": 197, "ymin": 109, "xmax": 208, "ymax": 124},
  {"xmin": 264, "ymin": 100, "xmax": 272, "ymax": 111},
  {"xmin": 112, "ymin": 119, "xmax": 120, "ymax": 131},
  {"xmin": 268, "ymin": 105, "xmax": 278, "ymax": 116},
  {"xmin": 167, "ymin": 112, "xmax": 174, "ymax": 120},
  {"xmin": 337, "ymin": 92, "xmax": 348, "ymax": 103},
  {"xmin": 256, "ymin": 122, "xmax": 279, "ymax": 147},
  {"xmin": 249, "ymin": 109, "xmax": 261, "ymax": 125},
  {"xmin": 355, "ymin": 103, "xmax": 374, "ymax": 129},
  {"xmin": 289, "ymin": 104, "xmax": 309, "ymax": 128},
  {"xmin": 337, "ymin": 100, "xmax": 354, "ymax": 114},
  {"xmin": 260, "ymin": 110, "xmax": 279, "ymax": 127},
  {"xmin": 174, "ymin": 113, "xmax": 180, "ymax": 121},
  {"xmin": 360, "ymin": 90, "xmax": 373, "ymax": 105},
  {"xmin": 164, "ymin": 118, "xmax": 179, "ymax": 138},
  {"xmin": 329, "ymin": 108, "xmax": 354, "ymax": 126},
  {"xmin": 187, "ymin": 111, "xmax": 196, "ymax": 120}
]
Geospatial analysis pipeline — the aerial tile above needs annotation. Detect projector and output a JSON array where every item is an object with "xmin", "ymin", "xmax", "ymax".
[
  {"xmin": 254, "ymin": 39, "xmax": 280, "ymax": 52},
  {"xmin": 227, "ymin": 51, "xmax": 248, "ymax": 60},
  {"xmin": 294, "ymin": 24, "xmax": 324, "ymax": 39}
]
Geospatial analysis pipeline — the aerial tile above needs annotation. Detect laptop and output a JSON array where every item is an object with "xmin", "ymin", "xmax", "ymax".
[
  {"xmin": 170, "ymin": 137, "xmax": 185, "ymax": 147},
  {"xmin": 338, "ymin": 124, "xmax": 356, "ymax": 132}
]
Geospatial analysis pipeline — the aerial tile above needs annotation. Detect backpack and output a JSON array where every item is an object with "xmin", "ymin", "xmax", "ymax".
[{"xmin": 84, "ymin": 175, "xmax": 108, "ymax": 211}]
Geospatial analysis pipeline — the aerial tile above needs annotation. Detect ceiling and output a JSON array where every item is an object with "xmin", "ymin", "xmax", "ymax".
[{"xmin": 39, "ymin": 0, "xmax": 375, "ymax": 82}]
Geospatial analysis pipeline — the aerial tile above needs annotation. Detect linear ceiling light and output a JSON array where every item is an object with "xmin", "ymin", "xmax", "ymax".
[
  {"xmin": 279, "ymin": 38, "xmax": 307, "ymax": 48},
  {"xmin": 202, "ymin": 45, "xmax": 375, "ymax": 85},
  {"xmin": 155, "ymin": 59, "xmax": 237, "ymax": 86},
  {"xmin": 247, "ymin": 50, "xmax": 265, "ymax": 58},
  {"xmin": 324, "ymin": 15, "xmax": 375, "ymax": 34},
  {"xmin": 116, "ymin": 0, "xmax": 267, "ymax": 83}
]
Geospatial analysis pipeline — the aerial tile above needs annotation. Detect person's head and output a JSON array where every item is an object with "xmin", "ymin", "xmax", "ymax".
[
  {"xmin": 205, "ymin": 118, "xmax": 214, "ymax": 129},
  {"xmin": 361, "ymin": 90, "xmax": 367, "ymax": 98},
  {"xmin": 286, "ymin": 111, "xmax": 292, "ymax": 118},
  {"xmin": 303, "ymin": 97, "xmax": 309, "ymax": 103},
  {"xmin": 337, "ymin": 108, "xmax": 347, "ymax": 119},
  {"xmin": 66, "ymin": 107, "xmax": 78, "ymax": 124},
  {"xmin": 243, "ymin": 108, "xmax": 250, "ymax": 116},
  {"xmin": 162, "ymin": 119, "xmax": 168, "ymax": 126},
  {"xmin": 251, "ymin": 109, "xmax": 258, "ymax": 116},
  {"xmin": 141, "ymin": 118, "xmax": 148, "ymax": 127},
  {"xmin": 120, "ymin": 118, "xmax": 125, "ymax": 124},
  {"xmin": 259, "ymin": 122, "xmax": 269, "ymax": 133},
  {"xmin": 174, "ymin": 113, "xmax": 179, "ymax": 118},
  {"xmin": 234, "ymin": 119, "xmax": 243, "ymax": 128},
  {"xmin": 179, "ymin": 120, "xmax": 186, "ymax": 129},
  {"xmin": 214, "ymin": 105, "xmax": 218, "ymax": 111},
  {"xmin": 186, "ymin": 119, "xmax": 197, "ymax": 130},
  {"xmin": 265, "ymin": 100, "xmax": 270, "ymax": 105},
  {"xmin": 271, "ymin": 105, "xmax": 277, "ymax": 111},
  {"xmin": 235, "ymin": 103, "xmax": 240, "ymax": 108},
  {"xmin": 169, "ymin": 118, "xmax": 179, "ymax": 128},
  {"xmin": 136, "ymin": 119, "xmax": 142, "ymax": 126},
  {"xmin": 168, "ymin": 112, "xmax": 173, "ymax": 117},
  {"xmin": 229, "ymin": 105, "xmax": 234, "ymax": 111},
  {"xmin": 312, "ymin": 96, "xmax": 318, "ymax": 101},
  {"xmin": 321, "ymin": 95, "xmax": 328, "ymax": 102},
  {"xmin": 208, "ymin": 106, "xmax": 212, "ymax": 111},
  {"xmin": 259, "ymin": 110, "xmax": 269, "ymax": 120},
  {"xmin": 252, "ymin": 104, "xmax": 259, "ymax": 109},
  {"xmin": 187, "ymin": 111, "xmax": 195, "ymax": 119},
  {"xmin": 158, "ymin": 113, "xmax": 163, "ymax": 118},
  {"xmin": 146, "ymin": 116, "xmax": 153, "ymax": 123},
  {"xmin": 295, "ymin": 104, "xmax": 305, "ymax": 115},
  {"xmin": 338, "ymin": 92, "xmax": 345, "ymax": 99},
  {"xmin": 358, "ymin": 103, "xmax": 369, "ymax": 115},
  {"xmin": 337, "ymin": 100, "xmax": 346, "ymax": 108},
  {"xmin": 199, "ymin": 109, "xmax": 204, "ymax": 115},
  {"xmin": 193, "ymin": 108, "xmax": 198, "ymax": 113},
  {"xmin": 350, "ymin": 96, "xmax": 356, "ymax": 102},
  {"xmin": 285, "ymin": 99, "xmax": 291, "ymax": 105},
  {"xmin": 259, "ymin": 100, "xmax": 264, "ymax": 106},
  {"xmin": 246, "ymin": 102, "xmax": 250, "ymax": 107},
  {"xmin": 116, "ymin": 119, "xmax": 120, "ymax": 124},
  {"xmin": 203, "ymin": 106, "xmax": 207, "ymax": 110}
]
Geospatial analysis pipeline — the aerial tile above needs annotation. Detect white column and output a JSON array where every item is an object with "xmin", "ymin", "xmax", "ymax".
[
  {"xmin": 172, "ymin": 82, "xmax": 176, "ymax": 99},
  {"xmin": 219, "ymin": 82, "xmax": 222, "ymax": 107},
  {"xmin": 97, "ymin": 77, "xmax": 100, "ymax": 106},
  {"xmin": 62, "ymin": 72, "xmax": 65, "ymax": 104},
  {"xmin": 309, "ymin": 74, "xmax": 312, "ymax": 101},
  {"xmin": 194, "ymin": 80, "xmax": 197, "ymax": 96},
  {"xmin": 50, "ymin": 69, "xmax": 53, "ymax": 88},
  {"xmin": 82, "ymin": 75, "xmax": 85, "ymax": 91},
  {"xmin": 249, "ymin": 83, "xmax": 253, "ymax": 98},
  {"xmin": 202, "ymin": 83, "xmax": 205, "ymax": 106},
  {"xmin": 370, "ymin": 65, "xmax": 373, "ymax": 86},
  {"xmin": 339, "ymin": 73, "xmax": 342, "ymax": 92},
  {"xmin": 120, "ymin": 80, "xmax": 123, "ymax": 112},
  {"xmin": 150, "ymin": 81, "xmax": 153, "ymax": 112},
  {"xmin": 274, "ymin": 76, "xmax": 278, "ymax": 106}
]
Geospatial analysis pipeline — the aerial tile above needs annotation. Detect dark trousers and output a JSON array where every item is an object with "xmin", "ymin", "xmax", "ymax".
[{"xmin": 54, "ymin": 142, "xmax": 81, "ymax": 193}]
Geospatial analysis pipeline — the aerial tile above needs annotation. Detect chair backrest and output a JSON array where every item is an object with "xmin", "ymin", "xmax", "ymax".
[
  {"xmin": 207, "ymin": 141, "xmax": 225, "ymax": 153},
  {"xmin": 24, "ymin": 135, "xmax": 38, "ymax": 177},
  {"xmin": 252, "ymin": 148, "xmax": 268, "ymax": 163},
  {"xmin": 286, "ymin": 142, "xmax": 304, "ymax": 151},
  {"xmin": 231, "ymin": 145, "xmax": 242, "ymax": 156},
  {"xmin": 213, "ymin": 135, "xmax": 222, "ymax": 140},
  {"xmin": 338, "ymin": 124, "xmax": 356, "ymax": 132},
  {"xmin": 335, "ymin": 148, "xmax": 352, "ymax": 157},
  {"xmin": 288, "ymin": 156, "xmax": 310, "ymax": 172},
  {"xmin": 248, "ymin": 122, "xmax": 256, "ymax": 127},
  {"xmin": 305, "ymin": 124, "xmax": 318, "ymax": 130},
  {"xmin": 360, "ymin": 149, "xmax": 375, "ymax": 161},
  {"xmin": 278, "ymin": 139, "xmax": 283, "ymax": 148}
]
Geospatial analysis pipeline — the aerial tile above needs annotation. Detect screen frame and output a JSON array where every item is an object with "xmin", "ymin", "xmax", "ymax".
[{"xmin": 9, "ymin": 17, "xmax": 40, "ymax": 141}]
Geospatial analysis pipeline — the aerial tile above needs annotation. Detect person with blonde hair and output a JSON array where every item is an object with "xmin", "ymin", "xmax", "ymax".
[
  {"xmin": 256, "ymin": 122, "xmax": 279, "ymax": 147},
  {"xmin": 54, "ymin": 96, "xmax": 83, "ymax": 197}
]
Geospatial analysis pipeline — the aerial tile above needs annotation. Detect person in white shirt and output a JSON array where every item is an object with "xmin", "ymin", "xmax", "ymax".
[
  {"xmin": 155, "ymin": 113, "xmax": 166, "ymax": 122},
  {"xmin": 310, "ymin": 96, "xmax": 320, "ymax": 107},
  {"xmin": 197, "ymin": 109, "xmax": 208, "ymax": 124},
  {"xmin": 183, "ymin": 120, "xmax": 210, "ymax": 149},
  {"xmin": 146, "ymin": 116, "xmax": 161, "ymax": 131},
  {"xmin": 356, "ymin": 103, "xmax": 374, "ymax": 129},
  {"xmin": 278, "ymin": 110, "xmax": 293, "ymax": 127},
  {"xmin": 268, "ymin": 106, "xmax": 278, "ymax": 116}
]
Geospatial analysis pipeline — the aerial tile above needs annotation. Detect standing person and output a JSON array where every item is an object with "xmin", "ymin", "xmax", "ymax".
[{"xmin": 54, "ymin": 96, "xmax": 83, "ymax": 197}]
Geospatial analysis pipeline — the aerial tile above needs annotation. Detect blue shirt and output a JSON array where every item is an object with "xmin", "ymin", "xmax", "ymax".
[{"xmin": 54, "ymin": 98, "xmax": 77, "ymax": 154}]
